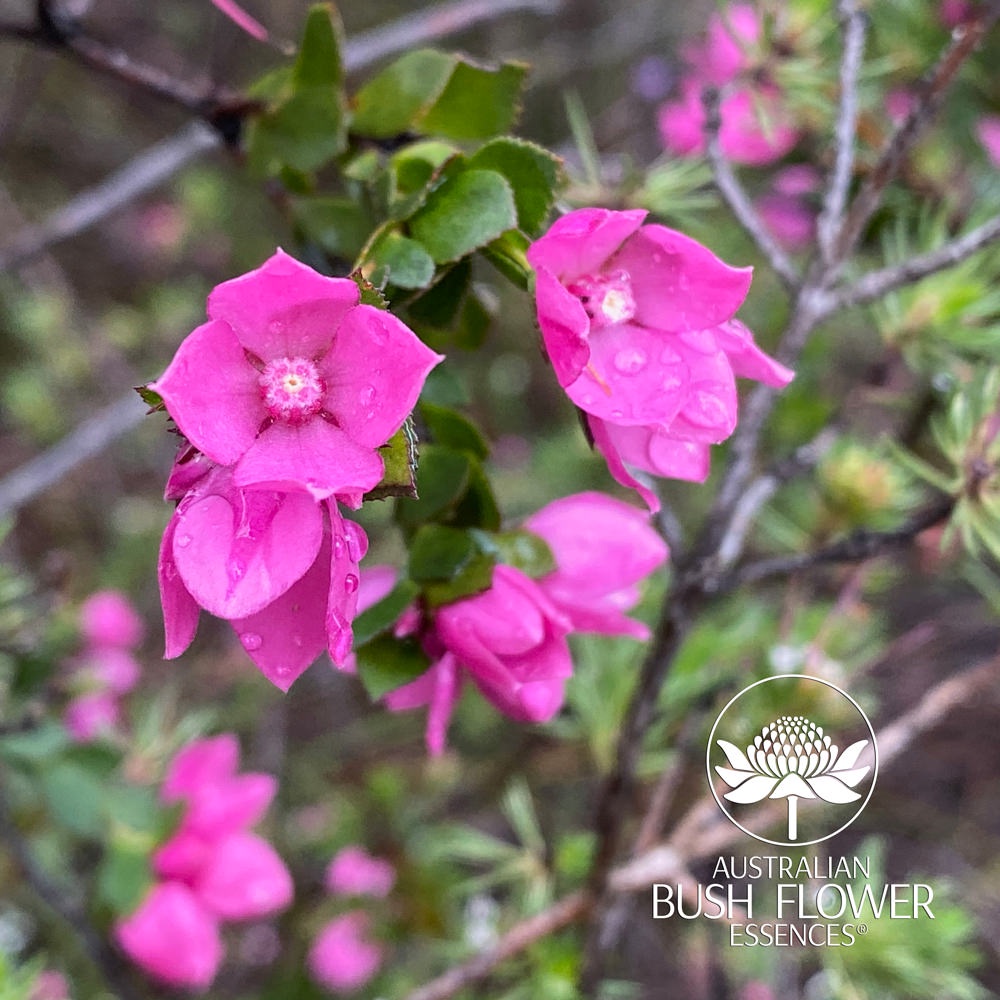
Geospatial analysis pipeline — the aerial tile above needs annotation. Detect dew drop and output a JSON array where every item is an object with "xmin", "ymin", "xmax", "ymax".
[
  {"xmin": 176, "ymin": 533, "xmax": 192, "ymax": 549},
  {"xmin": 333, "ymin": 536, "xmax": 346, "ymax": 558},
  {"xmin": 291, "ymin": 634, "xmax": 303, "ymax": 648},
  {"xmin": 344, "ymin": 573, "xmax": 359, "ymax": 594},
  {"xmin": 358, "ymin": 385, "xmax": 376, "ymax": 407},
  {"xmin": 612, "ymin": 347, "xmax": 648, "ymax": 375},
  {"xmin": 240, "ymin": 632, "xmax": 262, "ymax": 651},
  {"xmin": 659, "ymin": 345, "xmax": 682, "ymax": 365},
  {"xmin": 344, "ymin": 530, "xmax": 362, "ymax": 563},
  {"xmin": 228, "ymin": 558, "xmax": 246, "ymax": 582}
]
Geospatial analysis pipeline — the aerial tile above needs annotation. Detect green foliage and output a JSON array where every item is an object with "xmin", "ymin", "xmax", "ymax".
[{"xmin": 355, "ymin": 635, "xmax": 431, "ymax": 700}]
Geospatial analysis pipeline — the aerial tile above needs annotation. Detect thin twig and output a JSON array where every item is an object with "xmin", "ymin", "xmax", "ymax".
[
  {"xmin": 821, "ymin": 212, "xmax": 1000, "ymax": 316},
  {"xmin": 702, "ymin": 87, "xmax": 798, "ymax": 290},
  {"xmin": 817, "ymin": 0, "xmax": 867, "ymax": 263},
  {"xmin": 725, "ymin": 495, "xmax": 955, "ymax": 591},
  {"xmin": 0, "ymin": 787, "xmax": 144, "ymax": 1000},
  {"xmin": 0, "ymin": 392, "xmax": 145, "ymax": 518},
  {"xmin": 830, "ymin": 6, "xmax": 1000, "ymax": 269},
  {"xmin": 402, "ymin": 891, "xmax": 590, "ymax": 1000}
]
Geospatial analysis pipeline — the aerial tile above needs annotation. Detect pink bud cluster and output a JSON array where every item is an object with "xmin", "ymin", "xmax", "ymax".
[
  {"xmin": 658, "ymin": 3, "xmax": 799, "ymax": 166},
  {"xmin": 352, "ymin": 493, "xmax": 668, "ymax": 753},
  {"xmin": 114, "ymin": 735, "xmax": 293, "ymax": 989},
  {"xmin": 64, "ymin": 590, "xmax": 143, "ymax": 742},
  {"xmin": 151, "ymin": 250, "xmax": 442, "ymax": 686},
  {"xmin": 528, "ymin": 208, "xmax": 793, "ymax": 508},
  {"xmin": 308, "ymin": 846, "xmax": 397, "ymax": 993}
]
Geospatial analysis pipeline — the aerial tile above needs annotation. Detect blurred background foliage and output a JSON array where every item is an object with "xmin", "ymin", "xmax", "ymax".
[{"xmin": 1, "ymin": 0, "xmax": 1000, "ymax": 998}]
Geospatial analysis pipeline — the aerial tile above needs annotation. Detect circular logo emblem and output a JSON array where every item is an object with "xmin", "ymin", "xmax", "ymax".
[{"xmin": 706, "ymin": 675, "xmax": 878, "ymax": 847}]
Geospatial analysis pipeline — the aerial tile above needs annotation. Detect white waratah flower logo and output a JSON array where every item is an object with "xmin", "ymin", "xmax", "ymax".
[{"xmin": 715, "ymin": 715, "xmax": 871, "ymax": 841}]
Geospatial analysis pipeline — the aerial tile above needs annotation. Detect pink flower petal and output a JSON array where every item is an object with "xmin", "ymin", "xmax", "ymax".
[
  {"xmin": 229, "ymin": 534, "xmax": 333, "ymax": 691},
  {"xmin": 533, "ymin": 267, "xmax": 595, "ymax": 387},
  {"xmin": 713, "ymin": 320, "xmax": 794, "ymax": 387},
  {"xmin": 184, "ymin": 773, "xmax": 277, "ymax": 838},
  {"xmin": 702, "ymin": 3, "xmax": 760, "ymax": 84},
  {"xmin": 194, "ymin": 832, "xmax": 293, "ymax": 920},
  {"xmin": 320, "ymin": 305, "xmax": 443, "ymax": 449},
  {"xmin": 718, "ymin": 87, "xmax": 798, "ymax": 166},
  {"xmin": 383, "ymin": 656, "xmax": 463, "ymax": 756},
  {"xmin": 234, "ymin": 419, "xmax": 386, "ymax": 501},
  {"xmin": 327, "ymin": 512, "xmax": 367, "ymax": 667},
  {"xmin": 587, "ymin": 416, "xmax": 662, "ymax": 512},
  {"xmin": 308, "ymin": 912, "xmax": 383, "ymax": 993},
  {"xmin": 211, "ymin": 0, "xmax": 269, "ymax": 41},
  {"xmin": 565, "ymin": 322, "xmax": 691, "ymax": 425},
  {"xmin": 163, "ymin": 735, "xmax": 240, "ymax": 803},
  {"xmin": 64, "ymin": 692, "xmax": 119, "ymax": 742},
  {"xmin": 115, "ymin": 882, "xmax": 223, "ymax": 989},
  {"xmin": 150, "ymin": 319, "xmax": 263, "ymax": 467},
  {"xmin": 976, "ymin": 115, "xmax": 1000, "ymax": 167},
  {"xmin": 79, "ymin": 590, "xmax": 143, "ymax": 648},
  {"xmin": 609, "ymin": 226, "xmax": 753, "ymax": 332},
  {"xmin": 325, "ymin": 846, "xmax": 396, "ymax": 898},
  {"xmin": 207, "ymin": 249, "xmax": 358, "ymax": 362},
  {"xmin": 597, "ymin": 419, "xmax": 713, "ymax": 485},
  {"xmin": 172, "ymin": 475, "xmax": 323, "ymax": 620},
  {"xmin": 158, "ymin": 516, "xmax": 201, "ymax": 659},
  {"xmin": 153, "ymin": 829, "xmax": 213, "ymax": 883},
  {"xmin": 83, "ymin": 648, "xmax": 141, "ymax": 694},
  {"xmin": 526, "ymin": 207, "xmax": 647, "ymax": 281}
]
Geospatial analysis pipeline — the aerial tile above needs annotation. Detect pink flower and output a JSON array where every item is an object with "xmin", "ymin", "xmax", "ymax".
[
  {"xmin": 150, "ymin": 250, "xmax": 442, "ymax": 503},
  {"xmin": 64, "ymin": 691, "xmax": 120, "ymax": 742},
  {"xmin": 976, "ymin": 115, "xmax": 1000, "ymax": 167},
  {"xmin": 118, "ymin": 736, "xmax": 292, "ymax": 989},
  {"xmin": 77, "ymin": 648, "xmax": 141, "ymax": 694},
  {"xmin": 941, "ymin": 0, "xmax": 974, "ymax": 26},
  {"xmin": 79, "ymin": 590, "xmax": 143, "ymax": 649},
  {"xmin": 528, "ymin": 209, "xmax": 791, "ymax": 506},
  {"xmin": 325, "ymin": 846, "xmax": 396, "ymax": 899},
  {"xmin": 30, "ymin": 971, "xmax": 71, "ymax": 1000},
  {"xmin": 756, "ymin": 165, "xmax": 820, "ymax": 251},
  {"xmin": 210, "ymin": 0, "xmax": 269, "ymax": 41},
  {"xmin": 158, "ymin": 456, "xmax": 368, "ymax": 687},
  {"xmin": 308, "ymin": 912, "xmax": 383, "ymax": 994},
  {"xmin": 525, "ymin": 492, "xmax": 668, "ymax": 639},
  {"xmin": 115, "ymin": 882, "xmax": 223, "ymax": 989},
  {"xmin": 658, "ymin": 81, "xmax": 798, "ymax": 166},
  {"xmin": 691, "ymin": 3, "xmax": 761, "ymax": 85}
]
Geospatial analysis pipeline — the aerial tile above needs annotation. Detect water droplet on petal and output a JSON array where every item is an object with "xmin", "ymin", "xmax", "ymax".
[
  {"xmin": 176, "ymin": 534, "xmax": 192, "ymax": 548},
  {"xmin": 228, "ymin": 558, "xmax": 246, "ymax": 582},
  {"xmin": 358, "ymin": 385, "xmax": 376, "ymax": 408},
  {"xmin": 613, "ymin": 347, "xmax": 648, "ymax": 375},
  {"xmin": 659, "ymin": 345, "xmax": 682, "ymax": 365},
  {"xmin": 344, "ymin": 573, "xmax": 359, "ymax": 594},
  {"xmin": 240, "ymin": 632, "xmax": 262, "ymax": 651},
  {"xmin": 333, "ymin": 536, "xmax": 345, "ymax": 558}
]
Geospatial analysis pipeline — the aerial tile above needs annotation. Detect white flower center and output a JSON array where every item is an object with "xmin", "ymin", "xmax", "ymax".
[
  {"xmin": 566, "ymin": 270, "xmax": 637, "ymax": 329},
  {"xmin": 259, "ymin": 356, "xmax": 326, "ymax": 423}
]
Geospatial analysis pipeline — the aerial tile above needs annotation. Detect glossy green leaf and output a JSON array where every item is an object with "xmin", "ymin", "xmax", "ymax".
[
  {"xmin": 482, "ymin": 228, "xmax": 533, "ymax": 289},
  {"xmin": 452, "ymin": 458, "xmax": 501, "ymax": 531},
  {"xmin": 97, "ymin": 842, "xmax": 154, "ymax": 913},
  {"xmin": 468, "ymin": 138, "xmax": 564, "ymax": 234},
  {"xmin": 410, "ymin": 170, "xmax": 517, "ymax": 264},
  {"xmin": 423, "ymin": 546, "xmax": 496, "ymax": 608},
  {"xmin": 478, "ymin": 529, "xmax": 556, "ymax": 578},
  {"xmin": 294, "ymin": 4, "xmax": 345, "ymax": 89},
  {"xmin": 419, "ymin": 60, "xmax": 528, "ymax": 141},
  {"xmin": 366, "ymin": 418, "xmax": 418, "ymax": 501},
  {"xmin": 408, "ymin": 524, "xmax": 477, "ymax": 582},
  {"xmin": 392, "ymin": 141, "xmax": 460, "ymax": 195},
  {"xmin": 353, "ymin": 579, "xmax": 420, "ymax": 646},
  {"xmin": 356, "ymin": 636, "xmax": 431, "ymax": 700},
  {"xmin": 293, "ymin": 196, "xmax": 374, "ymax": 259},
  {"xmin": 349, "ymin": 270, "xmax": 390, "ymax": 310},
  {"xmin": 42, "ymin": 762, "xmax": 106, "ymax": 837},
  {"xmin": 420, "ymin": 402, "xmax": 489, "ymax": 459},
  {"xmin": 397, "ymin": 445, "xmax": 471, "ymax": 526},
  {"xmin": 351, "ymin": 50, "xmax": 454, "ymax": 138},
  {"xmin": 408, "ymin": 261, "xmax": 472, "ymax": 328},
  {"xmin": 366, "ymin": 230, "xmax": 436, "ymax": 290}
]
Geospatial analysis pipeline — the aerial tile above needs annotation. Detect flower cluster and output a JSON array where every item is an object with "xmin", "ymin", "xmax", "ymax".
[
  {"xmin": 308, "ymin": 846, "xmax": 396, "ymax": 994},
  {"xmin": 115, "ymin": 735, "xmax": 292, "ymax": 989},
  {"xmin": 355, "ymin": 493, "xmax": 668, "ymax": 753},
  {"xmin": 528, "ymin": 208, "xmax": 793, "ymax": 508},
  {"xmin": 658, "ymin": 3, "xmax": 799, "ymax": 166},
  {"xmin": 151, "ymin": 250, "xmax": 442, "ymax": 685},
  {"xmin": 63, "ymin": 590, "xmax": 143, "ymax": 742}
]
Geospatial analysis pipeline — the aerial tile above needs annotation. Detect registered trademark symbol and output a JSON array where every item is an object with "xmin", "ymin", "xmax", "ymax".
[{"xmin": 857, "ymin": 923, "xmax": 868, "ymax": 934}]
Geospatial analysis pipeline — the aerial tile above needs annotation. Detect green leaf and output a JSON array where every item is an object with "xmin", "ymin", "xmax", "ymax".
[
  {"xmin": 351, "ymin": 50, "xmax": 454, "ymax": 138},
  {"xmin": 294, "ymin": 4, "xmax": 345, "ymax": 90},
  {"xmin": 135, "ymin": 385, "xmax": 164, "ymax": 411},
  {"xmin": 365, "ymin": 230, "xmax": 436, "ymax": 290},
  {"xmin": 408, "ymin": 524, "xmax": 477, "ymax": 582},
  {"xmin": 0, "ymin": 721, "xmax": 69, "ymax": 764},
  {"xmin": 356, "ymin": 636, "xmax": 431, "ymax": 700},
  {"xmin": 419, "ymin": 60, "xmax": 528, "ymax": 141},
  {"xmin": 97, "ymin": 842, "xmax": 153, "ymax": 913},
  {"xmin": 365, "ymin": 418, "xmax": 418, "ymax": 501},
  {"xmin": 42, "ymin": 762, "xmax": 106, "ymax": 837},
  {"xmin": 410, "ymin": 170, "xmax": 517, "ymax": 264},
  {"xmin": 479, "ymin": 529, "xmax": 556, "ymax": 578},
  {"xmin": 397, "ymin": 445, "xmax": 471, "ymax": 527},
  {"xmin": 292, "ymin": 196, "xmax": 374, "ymax": 260},
  {"xmin": 353, "ymin": 579, "xmax": 420, "ymax": 646},
  {"xmin": 392, "ymin": 141, "xmax": 460, "ymax": 196},
  {"xmin": 349, "ymin": 269, "xmax": 390, "ymax": 310},
  {"xmin": 452, "ymin": 459, "xmax": 501, "ymax": 531},
  {"xmin": 105, "ymin": 784, "xmax": 164, "ymax": 834},
  {"xmin": 408, "ymin": 260, "xmax": 472, "ymax": 327},
  {"xmin": 482, "ymin": 228, "xmax": 532, "ymax": 289},
  {"xmin": 423, "ymin": 546, "xmax": 495, "ymax": 608},
  {"xmin": 420, "ymin": 402, "xmax": 489, "ymax": 459},
  {"xmin": 468, "ymin": 138, "xmax": 564, "ymax": 234}
]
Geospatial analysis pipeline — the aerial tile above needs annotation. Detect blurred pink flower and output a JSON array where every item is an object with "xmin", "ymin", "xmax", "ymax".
[
  {"xmin": 118, "ymin": 736, "xmax": 292, "ymax": 989},
  {"xmin": 691, "ymin": 2, "xmax": 760, "ymax": 84},
  {"xmin": 756, "ymin": 165, "xmax": 820, "ymax": 251},
  {"xmin": 30, "ymin": 971, "xmax": 71, "ymax": 1000},
  {"xmin": 940, "ymin": 0, "xmax": 974, "ymax": 26},
  {"xmin": 976, "ymin": 115, "xmax": 1000, "ymax": 167},
  {"xmin": 210, "ymin": 0, "xmax": 269, "ymax": 41},
  {"xmin": 150, "ymin": 249, "xmax": 441, "ymax": 503},
  {"xmin": 158, "ymin": 455, "xmax": 367, "ymax": 687},
  {"xmin": 64, "ymin": 691, "xmax": 119, "ymax": 742},
  {"xmin": 79, "ymin": 590, "xmax": 143, "ymax": 649},
  {"xmin": 525, "ymin": 491, "xmax": 668, "ymax": 639},
  {"xmin": 115, "ymin": 882, "xmax": 223, "ymax": 989},
  {"xmin": 326, "ymin": 846, "xmax": 396, "ymax": 899},
  {"xmin": 78, "ymin": 648, "xmax": 141, "ymax": 694},
  {"xmin": 528, "ymin": 209, "xmax": 791, "ymax": 506},
  {"xmin": 308, "ymin": 912, "xmax": 383, "ymax": 994},
  {"xmin": 886, "ymin": 88, "xmax": 916, "ymax": 126}
]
